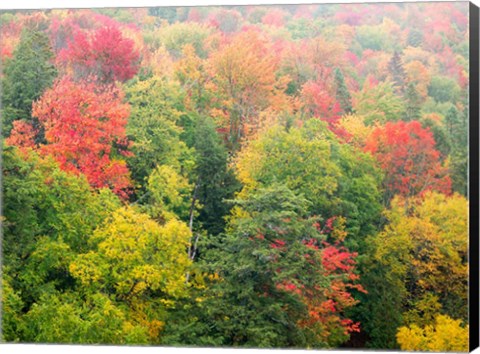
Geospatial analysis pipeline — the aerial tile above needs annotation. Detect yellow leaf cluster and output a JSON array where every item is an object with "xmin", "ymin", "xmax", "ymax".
[
  {"xmin": 71, "ymin": 207, "xmax": 192, "ymax": 299},
  {"xmin": 397, "ymin": 315, "xmax": 468, "ymax": 352},
  {"xmin": 376, "ymin": 192, "xmax": 467, "ymax": 297},
  {"xmin": 147, "ymin": 165, "xmax": 194, "ymax": 221},
  {"xmin": 339, "ymin": 114, "xmax": 375, "ymax": 148}
]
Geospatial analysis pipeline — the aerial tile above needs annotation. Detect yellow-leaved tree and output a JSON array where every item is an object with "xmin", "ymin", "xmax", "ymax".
[
  {"xmin": 397, "ymin": 315, "xmax": 468, "ymax": 352},
  {"xmin": 373, "ymin": 191, "xmax": 468, "ymax": 351},
  {"xmin": 70, "ymin": 207, "xmax": 192, "ymax": 343}
]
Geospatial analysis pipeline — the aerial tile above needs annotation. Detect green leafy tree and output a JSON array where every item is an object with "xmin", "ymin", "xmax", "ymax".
[
  {"xmin": 4, "ymin": 193, "xmax": 192, "ymax": 345},
  {"xmin": 420, "ymin": 116, "xmax": 451, "ymax": 159},
  {"xmin": 356, "ymin": 25, "xmax": 391, "ymax": 52},
  {"xmin": 428, "ymin": 76, "xmax": 461, "ymax": 103},
  {"xmin": 145, "ymin": 164, "xmax": 194, "ymax": 223},
  {"xmin": 2, "ymin": 146, "xmax": 120, "ymax": 289},
  {"xmin": 236, "ymin": 119, "xmax": 382, "ymax": 251},
  {"xmin": 125, "ymin": 76, "xmax": 194, "ymax": 189},
  {"xmin": 154, "ymin": 22, "xmax": 211, "ymax": 58},
  {"xmin": 19, "ymin": 292, "xmax": 150, "ymax": 344},
  {"xmin": 354, "ymin": 80, "xmax": 405, "ymax": 125},
  {"xmin": 0, "ymin": 274, "xmax": 24, "ymax": 342},
  {"xmin": 1, "ymin": 145, "xmax": 122, "ymax": 342},
  {"xmin": 447, "ymin": 103, "xmax": 468, "ymax": 196}
]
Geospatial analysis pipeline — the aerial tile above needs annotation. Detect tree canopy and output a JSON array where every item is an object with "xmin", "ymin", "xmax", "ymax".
[{"xmin": 1, "ymin": 3, "xmax": 470, "ymax": 351}]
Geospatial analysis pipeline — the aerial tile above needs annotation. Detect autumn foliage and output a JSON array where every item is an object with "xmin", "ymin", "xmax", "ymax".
[
  {"xmin": 31, "ymin": 77, "xmax": 132, "ymax": 198},
  {"xmin": 58, "ymin": 25, "xmax": 140, "ymax": 83},
  {"xmin": 297, "ymin": 240, "xmax": 365, "ymax": 341},
  {"xmin": 208, "ymin": 30, "xmax": 288, "ymax": 146},
  {"xmin": 6, "ymin": 120, "xmax": 38, "ymax": 151},
  {"xmin": 1, "ymin": 3, "xmax": 470, "ymax": 351},
  {"xmin": 301, "ymin": 81, "xmax": 342, "ymax": 125},
  {"xmin": 270, "ymin": 218, "xmax": 365, "ymax": 343},
  {"xmin": 365, "ymin": 121, "xmax": 451, "ymax": 201}
]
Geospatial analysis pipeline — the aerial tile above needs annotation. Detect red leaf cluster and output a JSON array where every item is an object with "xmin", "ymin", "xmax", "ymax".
[
  {"xmin": 58, "ymin": 25, "xmax": 140, "ymax": 83},
  {"xmin": 268, "ymin": 217, "xmax": 365, "ymax": 341},
  {"xmin": 296, "ymin": 240, "xmax": 365, "ymax": 339},
  {"xmin": 365, "ymin": 121, "xmax": 451, "ymax": 199},
  {"xmin": 262, "ymin": 9, "xmax": 287, "ymax": 27},
  {"xmin": 31, "ymin": 77, "xmax": 132, "ymax": 198},
  {"xmin": 301, "ymin": 81, "xmax": 349, "ymax": 139}
]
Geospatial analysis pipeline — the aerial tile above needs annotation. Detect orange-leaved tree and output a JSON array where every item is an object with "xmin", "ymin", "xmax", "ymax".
[
  {"xmin": 22, "ymin": 77, "xmax": 133, "ymax": 198},
  {"xmin": 208, "ymin": 29, "xmax": 289, "ymax": 148}
]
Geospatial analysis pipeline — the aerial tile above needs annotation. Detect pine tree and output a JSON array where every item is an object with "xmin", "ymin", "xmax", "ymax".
[
  {"xmin": 200, "ymin": 184, "xmax": 363, "ymax": 348},
  {"xmin": 190, "ymin": 115, "xmax": 241, "ymax": 237},
  {"xmin": 334, "ymin": 68, "xmax": 353, "ymax": 115},
  {"xmin": 407, "ymin": 28, "xmax": 423, "ymax": 47},
  {"xmin": 1, "ymin": 29, "xmax": 57, "ymax": 138},
  {"xmin": 445, "ymin": 106, "xmax": 460, "ymax": 137},
  {"xmin": 404, "ymin": 82, "xmax": 422, "ymax": 121},
  {"xmin": 446, "ymin": 104, "xmax": 468, "ymax": 195},
  {"xmin": 388, "ymin": 51, "xmax": 406, "ymax": 95}
]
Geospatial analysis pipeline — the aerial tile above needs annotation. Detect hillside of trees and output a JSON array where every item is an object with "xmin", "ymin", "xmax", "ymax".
[{"xmin": 0, "ymin": 3, "xmax": 470, "ymax": 351}]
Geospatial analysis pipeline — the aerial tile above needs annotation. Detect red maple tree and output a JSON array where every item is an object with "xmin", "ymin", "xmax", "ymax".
[
  {"xmin": 58, "ymin": 25, "xmax": 140, "ymax": 83},
  {"xmin": 365, "ymin": 121, "xmax": 451, "ymax": 201},
  {"xmin": 30, "ymin": 76, "xmax": 133, "ymax": 198}
]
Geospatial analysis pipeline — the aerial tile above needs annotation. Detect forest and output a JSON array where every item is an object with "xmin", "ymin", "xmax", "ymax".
[{"xmin": 0, "ymin": 2, "xmax": 470, "ymax": 351}]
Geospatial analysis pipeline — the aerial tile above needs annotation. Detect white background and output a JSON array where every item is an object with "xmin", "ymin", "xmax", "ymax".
[{"xmin": 1, "ymin": 0, "xmax": 479, "ymax": 353}]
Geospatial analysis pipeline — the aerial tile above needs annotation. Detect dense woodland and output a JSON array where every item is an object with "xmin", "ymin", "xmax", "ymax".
[{"xmin": 0, "ymin": 3, "xmax": 470, "ymax": 351}]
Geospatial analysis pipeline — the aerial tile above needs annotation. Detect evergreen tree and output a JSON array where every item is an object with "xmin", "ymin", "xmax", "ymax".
[
  {"xmin": 445, "ymin": 106, "xmax": 460, "ymax": 137},
  {"xmin": 420, "ymin": 117, "xmax": 451, "ymax": 159},
  {"xmin": 191, "ymin": 115, "xmax": 241, "ymax": 236},
  {"xmin": 192, "ymin": 185, "xmax": 314, "ymax": 348},
  {"xmin": 200, "ymin": 184, "xmax": 363, "ymax": 348},
  {"xmin": 407, "ymin": 28, "xmax": 423, "ymax": 47},
  {"xmin": 351, "ymin": 260, "xmax": 404, "ymax": 349},
  {"xmin": 388, "ymin": 51, "xmax": 406, "ymax": 95},
  {"xmin": 1, "ymin": 29, "xmax": 57, "ymax": 138},
  {"xmin": 446, "ymin": 104, "xmax": 468, "ymax": 195},
  {"xmin": 403, "ymin": 82, "xmax": 422, "ymax": 121},
  {"xmin": 334, "ymin": 68, "xmax": 353, "ymax": 115}
]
